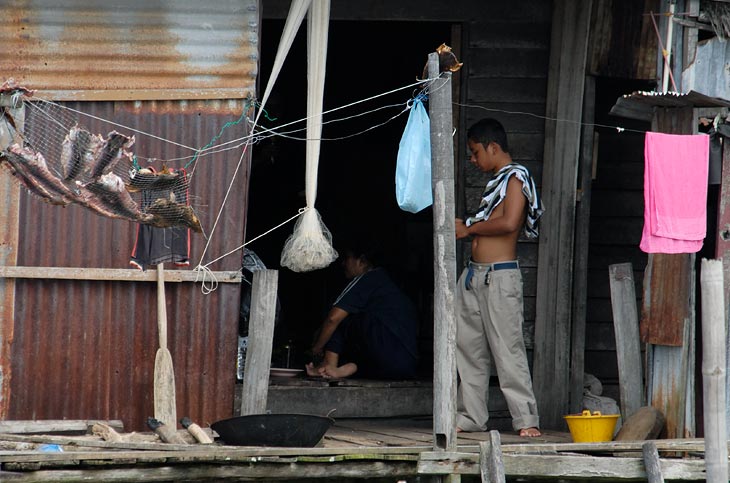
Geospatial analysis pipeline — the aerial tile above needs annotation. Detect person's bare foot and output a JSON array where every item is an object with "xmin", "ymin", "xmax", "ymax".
[
  {"xmin": 519, "ymin": 427, "xmax": 541, "ymax": 437},
  {"xmin": 305, "ymin": 362, "xmax": 324, "ymax": 377},
  {"xmin": 456, "ymin": 427, "xmax": 463, "ymax": 433},
  {"xmin": 320, "ymin": 362, "xmax": 357, "ymax": 379}
]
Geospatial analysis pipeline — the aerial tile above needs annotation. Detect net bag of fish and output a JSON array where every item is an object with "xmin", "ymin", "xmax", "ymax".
[{"xmin": 0, "ymin": 80, "xmax": 201, "ymax": 234}]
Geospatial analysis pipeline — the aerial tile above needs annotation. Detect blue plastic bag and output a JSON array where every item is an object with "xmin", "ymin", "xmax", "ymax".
[{"xmin": 396, "ymin": 97, "xmax": 432, "ymax": 213}]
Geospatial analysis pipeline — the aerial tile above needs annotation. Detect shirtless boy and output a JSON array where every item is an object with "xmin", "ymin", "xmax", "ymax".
[{"xmin": 454, "ymin": 118, "xmax": 543, "ymax": 437}]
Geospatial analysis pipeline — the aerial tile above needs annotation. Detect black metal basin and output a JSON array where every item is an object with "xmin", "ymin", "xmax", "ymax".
[{"xmin": 211, "ymin": 413, "xmax": 334, "ymax": 447}]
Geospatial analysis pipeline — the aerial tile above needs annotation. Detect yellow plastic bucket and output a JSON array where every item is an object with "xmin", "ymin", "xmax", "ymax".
[{"xmin": 563, "ymin": 410, "xmax": 619, "ymax": 442}]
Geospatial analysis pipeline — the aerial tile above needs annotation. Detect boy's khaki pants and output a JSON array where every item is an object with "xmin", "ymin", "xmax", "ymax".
[{"xmin": 455, "ymin": 261, "xmax": 540, "ymax": 432}]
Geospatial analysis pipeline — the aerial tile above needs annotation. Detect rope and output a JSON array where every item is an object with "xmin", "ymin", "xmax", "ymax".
[
  {"xmin": 183, "ymin": 98, "xmax": 253, "ymax": 169},
  {"xmin": 188, "ymin": 79, "xmax": 429, "ymax": 159},
  {"xmin": 192, "ymin": 207, "xmax": 307, "ymax": 294},
  {"xmin": 195, "ymin": 139, "xmax": 252, "ymax": 265},
  {"xmin": 453, "ymin": 101, "xmax": 647, "ymax": 134}
]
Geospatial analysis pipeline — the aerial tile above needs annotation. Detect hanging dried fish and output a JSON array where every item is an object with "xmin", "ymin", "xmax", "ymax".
[
  {"xmin": 127, "ymin": 167, "xmax": 181, "ymax": 192},
  {"xmin": 60, "ymin": 126, "xmax": 102, "ymax": 181},
  {"xmin": 91, "ymin": 131, "xmax": 134, "ymax": 178},
  {"xmin": 83, "ymin": 172, "xmax": 154, "ymax": 224},
  {"xmin": 146, "ymin": 197, "xmax": 203, "ymax": 233},
  {"xmin": 2, "ymin": 145, "xmax": 75, "ymax": 205},
  {"xmin": 0, "ymin": 151, "xmax": 69, "ymax": 205}
]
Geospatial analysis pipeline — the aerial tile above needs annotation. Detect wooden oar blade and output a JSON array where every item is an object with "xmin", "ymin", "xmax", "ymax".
[{"xmin": 154, "ymin": 347, "xmax": 177, "ymax": 427}]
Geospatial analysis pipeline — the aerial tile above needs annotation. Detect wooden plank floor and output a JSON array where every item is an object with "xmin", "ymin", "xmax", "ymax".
[{"xmin": 323, "ymin": 417, "xmax": 573, "ymax": 449}]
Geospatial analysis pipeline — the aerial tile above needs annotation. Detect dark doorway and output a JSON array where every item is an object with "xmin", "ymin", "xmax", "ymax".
[{"xmin": 245, "ymin": 20, "xmax": 453, "ymax": 374}]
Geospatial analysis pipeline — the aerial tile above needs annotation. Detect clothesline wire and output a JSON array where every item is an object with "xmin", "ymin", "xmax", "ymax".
[
  {"xmin": 158, "ymin": 100, "xmax": 410, "ymax": 164},
  {"xmin": 192, "ymin": 77, "xmax": 438, "ymax": 274},
  {"xmin": 191, "ymin": 78, "xmax": 431, "ymax": 156},
  {"xmin": 192, "ymin": 81, "xmax": 434, "ymax": 273},
  {"xmin": 453, "ymin": 102, "xmax": 648, "ymax": 134},
  {"xmin": 23, "ymin": 79, "xmax": 431, "ymax": 169},
  {"xmin": 15, "ymin": 75, "xmax": 662, "ymax": 280}
]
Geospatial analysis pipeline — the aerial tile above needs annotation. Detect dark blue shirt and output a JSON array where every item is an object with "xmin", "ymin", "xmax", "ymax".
[{"xmin": 329, "ymin": 268, "xmax": 419, "ymax": 378}]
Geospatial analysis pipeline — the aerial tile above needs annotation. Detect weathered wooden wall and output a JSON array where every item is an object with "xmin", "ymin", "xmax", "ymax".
[
  {"xmin": 262, "ymin": 0, "xmax": 553, "ymax": 372},
  {"xmin": 584, "ymin": 81, "xmax": 651, "ymax": 403}
]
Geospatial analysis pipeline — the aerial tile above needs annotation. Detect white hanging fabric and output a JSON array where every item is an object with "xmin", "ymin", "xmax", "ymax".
[
  {"xmin": 280, "ymin": 0, "xmax": 338, "ymax": 272},
  {"xmin": 252, "ymin": 0, "xmax": 311, "ymax": 128}
]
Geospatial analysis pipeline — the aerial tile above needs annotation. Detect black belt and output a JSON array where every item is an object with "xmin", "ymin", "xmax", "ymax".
[{"xmin": 465, "ymin": 261, "xmax": 519, "ymax": 290}]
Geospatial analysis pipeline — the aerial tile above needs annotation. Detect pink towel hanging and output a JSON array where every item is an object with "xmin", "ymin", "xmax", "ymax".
[{"xmin": 640, "ymin": 132, "xmax": 710, "ymax": 254}]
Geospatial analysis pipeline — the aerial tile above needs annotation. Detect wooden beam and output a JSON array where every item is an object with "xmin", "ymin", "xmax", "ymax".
[
  {"xmin": 428, "ymin": 53, "xmax": 458, "ymax": 452},
  {"xmin": 644, "ymin": 107, "xmax": 697, "ymax": 440},
  {"xmin": 534, "ymin": 0, "xmax": 594, "ymax": 429},
  {"xmin": 0, "ymin": 266, "xmax": 241, "ymax": 283},
  {"xmin": 714, "ymin": 127, "xmax": 730, "ymax": 432},
  {"xmin": 609, "ymin": 263, "xmax": 644, "ymax": 421},
  {"xmin": 0, "ymin": 99, "xmax": 23, "ymax": 419},
  {"xmin": 569, "ymin": 75, "xmax": 596, "ymax": 413},
  {"xmin": 34, "ymin": 88, "xmax": 254, "ymax": 102},
  {"xmin": 0, "ymin": 420, "xmax": 123, "ymax": 435},
  {"xmin": 418, "ymin": 451, "xmax": 706, "ymax": 479},
  {"xmin": 240, "ymin": 270, "xmax": 278, "ymax": 416}
]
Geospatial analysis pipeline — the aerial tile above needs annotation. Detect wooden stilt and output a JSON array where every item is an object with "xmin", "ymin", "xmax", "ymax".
[
  {"xmin": 699, "ymin": 259, "xmax": 728, "ymax": 483},
  {"xmin": 641, "ymin": 441, "xmax": 664, "ymax": 483},
  {"xmin": 479, "ymin": 431, "xmax": 505, "ymax": 483}
]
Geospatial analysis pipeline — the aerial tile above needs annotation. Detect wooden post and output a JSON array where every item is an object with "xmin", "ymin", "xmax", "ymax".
[
  {"xmin": 714, "ymin": 132, "xmax": 730, "ymax": 433},
  {"xmin": 570, "ymin": 75, "xmax": 596, "ymax": 413},
  {"xmin": 641, "ymin": 441, "xmax": 664, "ymax": 483},
  {"xmin": 699, "ymin": 259, "xmax": 727, "ymax": 483},
  {"xmin": 0, "ymin": 93, "xmax": 23, "ymax": 419},
  {"xmin": 608, "ymin": 263, "xmax": 644, "ymax": 421},
  {"xmin": 479, "ymin": 431, "xmax": 505, "ymax": 483},
  {"xmin": 240, "ymin": 269, "xmax": 278, "ymax": 416},
  {"xmin": 427, "ymin": 52, "xmax": 458, "ymax": 452},
  {"xmin": 644, "ymin": 107, "xmax": 697, "ymax": 439},
  {"xmin": 533, "ymin": 0, "xmax": 593, "ymax": 428}
]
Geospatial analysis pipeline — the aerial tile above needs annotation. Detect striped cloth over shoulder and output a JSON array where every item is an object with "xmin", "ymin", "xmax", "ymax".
[{"xmin": 464, "ymin": 162, "xmax": 544, "ymax": 239}]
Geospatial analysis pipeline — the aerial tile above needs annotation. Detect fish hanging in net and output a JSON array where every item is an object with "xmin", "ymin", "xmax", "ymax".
[{"xmin": 0, "ymin": 85, "xmax": 203, "ymax": 234}]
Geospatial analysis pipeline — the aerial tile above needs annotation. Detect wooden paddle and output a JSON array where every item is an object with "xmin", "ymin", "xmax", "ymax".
[{"xmin": 154, "ymin": 263, "xmax": 177, "ymax": 427}]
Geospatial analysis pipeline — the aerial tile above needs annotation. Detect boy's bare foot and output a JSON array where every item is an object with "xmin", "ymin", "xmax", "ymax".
[
  {"xmin": 519, "ymin": 427, "xmax": 541, "ymax": 437},
  {"xmin": 320, "ymin": 362, "xmax": 357, "ymax": 379}
]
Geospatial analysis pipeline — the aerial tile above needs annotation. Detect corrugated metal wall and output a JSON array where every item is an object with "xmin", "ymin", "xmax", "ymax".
[
  {"xmin": 1, "ymin": 0, "xmax": 258, "ymax": 100},
  {"xmin": 1, "ymin": 1, "xmax": 257, "ymax": 431},
  {"xmin": 7, "ymin": 99, "xmax": 250, "ymax": 431}
]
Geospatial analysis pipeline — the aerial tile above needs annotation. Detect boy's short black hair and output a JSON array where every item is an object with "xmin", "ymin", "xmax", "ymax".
[{"xmin": 466, "ymin": 118, "xmax": 509, "ymax": 153}]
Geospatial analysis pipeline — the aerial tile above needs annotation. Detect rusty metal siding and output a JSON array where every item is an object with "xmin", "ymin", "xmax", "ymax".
[
  {"xmin": 1, "ymin": 0, "xmax": 258, "ymax": 99},
  {"xmin": 7, "ymin": 100, "xmax": 249, "ymax": 431}
]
